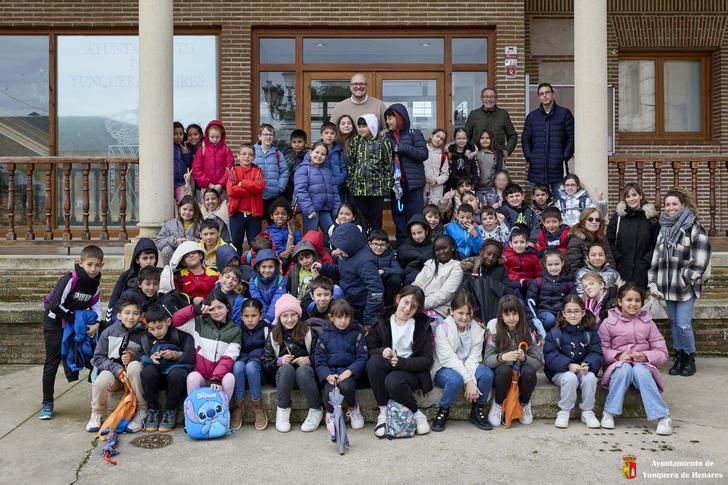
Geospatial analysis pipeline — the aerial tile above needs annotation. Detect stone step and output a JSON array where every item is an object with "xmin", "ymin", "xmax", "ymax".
[{"xmin": 0, "ymin": 255, "xmax": 125, "ymax": 271}]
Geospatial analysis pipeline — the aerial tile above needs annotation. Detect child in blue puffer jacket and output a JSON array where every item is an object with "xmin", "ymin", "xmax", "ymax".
[
  {"xmin": 314, "ymin": 298, "xmax": 368, "ymax": 440},
  {"xmin": 248, "ymin": 249, "xmax": 287, "ymax": 324},
  {"xmin": 294, "ymin": 142, "xmax": 341, "ymax": 237}
]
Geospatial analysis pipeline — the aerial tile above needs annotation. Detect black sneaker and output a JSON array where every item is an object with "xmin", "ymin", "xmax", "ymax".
[
  {"xmin": 470, "ymin": 404, "xmax": 493, "ymax": 430},
  {"xmin": 431, "ymin": 407, "xmax": 449, "ymax": 432},
  {"xmin": 159, "ymin": 409, "xmax": 177, "ymax": 432},
  {"xmin": 144, "ymin": 408, "xmax": 160, "ymax": 432}
]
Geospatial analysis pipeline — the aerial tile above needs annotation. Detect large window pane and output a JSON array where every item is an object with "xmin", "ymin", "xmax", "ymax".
[
  {"xmin": 309, "ymin": 78, "xmax": 351, "ymax": 139},
  {"xmin": 452, "ymin": 38, "xmax": 488, "ymax": 64},
  {"xmin": 304, "ymin": 38, "xmax": 444, "ymax": 64},
  {"xmin": 618, "ymin": 60, "xmax": 655, "ymax": 132},
  {"xmin": 381, "ymin": 79, "xmax": 438, "ymax": 135},
  {"xmin": 259, "ymin": 38, "xmax": 295, "ymax": 64},
  {"xmin": 0, "ymin": 36, "xmax": 49, "ymax": 156},
  {"xmin": 259, "ymin": 72, "xmax": 297, "ymax": 148},
  {"xmin": 664, "ymin": 60, "xmax": 702, "ymax": 132},
  {"xmin": 452, "ymin": 72, "xmax": 487, "ymax": 130}
]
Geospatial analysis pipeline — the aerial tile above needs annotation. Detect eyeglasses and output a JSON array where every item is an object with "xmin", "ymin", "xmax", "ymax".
[
  {"xmin": 351, "ymin": 82, "xmax": 367, "ymax": 87},
  {"xmin": 538, "ymin": 91, "xmax": 553, "ymax": 97},
  {"xmin": 586, "ymin": 217, "xmax": 601, "ymax": 223},
  {"xmin": 261, "ymin": 133, "xmax": 274, "ymax": 137},
  {"xmin": 563, "ymin": 309, "xmax": 583, "ymax": 316},
  {"xmin": 481, "ymin": 95, "xmax": 496, "ymax": 100},
  {"xmin": 369, "ymin": 242, "xmax": 387, "ymax": 248}
]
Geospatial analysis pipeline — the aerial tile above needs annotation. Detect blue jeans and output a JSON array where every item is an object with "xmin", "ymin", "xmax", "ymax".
[
  {"xmin": 302, "ymin": 210, "xmax": 334, "ymax": 240},
  {"xmin": 232, "ymin": 360, "xmax": 263, "ymax": 401},
  {"xmin": 229, "ymin": 212, "xmax": 262, "ymax": 256},
  {"xmin": 434, "ymin": 365, "xmax": 494, "ymax": 408},
  {"xmin": 537, "ymin": 310, "xmax": 557, "ymax": 331},
  {"xmin": 666, "ymin": 296, "xmax": 697, "ymax": 353},
  {"xmin": 391, "ymin": 187, "xmax": 425, "ymax": 246},
  {"xmin": 604, "ymin": 364, "xmax": 669, "ymax": 421}
]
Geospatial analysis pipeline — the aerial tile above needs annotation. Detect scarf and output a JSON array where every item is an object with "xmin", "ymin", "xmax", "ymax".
[{"xmin": 659, "ymin": 207, "xmax": 695, "ymax": 248}]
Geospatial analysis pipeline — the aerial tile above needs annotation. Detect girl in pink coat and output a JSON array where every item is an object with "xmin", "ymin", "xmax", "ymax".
[
  {"xmin": 597, "ymin": 283, "xmax": 672, "ymax": 435},
  {"xmin": 192, "ymin": 120, "xmax": 234, "ymax": 197}
]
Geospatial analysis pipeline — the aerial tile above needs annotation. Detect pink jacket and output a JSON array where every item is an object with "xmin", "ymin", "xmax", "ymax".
[
  {"xmin": 192, "ymin": 120, "xmax": 234, "ymax": 188},
  {"xmin": 598, "ymin": 307, "xmax": 668, "ymax": 392}
]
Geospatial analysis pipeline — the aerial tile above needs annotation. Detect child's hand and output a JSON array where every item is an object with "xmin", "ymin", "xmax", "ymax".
[
  {"xmin": 527, "ymin": 242, "xmax": 535, "ymax": 248},
  {"xmin": 464, "ymin": 381, "xmax": 481, "ymax": 402},
  {"xmin": 210, "ymin": 383, "xmax": 222, "ymax": 391},
  {"xmin": 288, "ymin": 219, "xmax": 299, "ymax": 232},
  {"xmin": 465, "ymin": 149, "xmax": 475, "ymax": 160},
  {"xmin": 184, "ymin": 169, "xmax": 192, "ymax": 184},
  {"xmin": 308, "ymin": 211, "xmax": 317, "ymax": 219},
  {"xmin": 337, "ymin": 370, "xmax": 352, "ymax": 382},
  {"xmin": 121, "ymin": 351, "xmax": 132, "ymax": 366},
  {"xmin": 568, "ymin": 363, "xmax": 582, "ymax": 373},
  {"xmin": 496, "ymin": 212, "xmax": 505, "ymax": 223},
  {"xmin": 631, "ymin": 352, "xmax": 647, "ymax": 363},
  {"xmin": 326, "ymin": 374, "xmax": 338, "ymax": 385},
  {"xmin": 501, "ymin": 350, "xmax": 519, "ymax": 363},
  {"xmin": 175, "ymin": 237, "xmax": 186, "ymax": 245},
  {"xmin": 150, "ymin": 352, "xmax": 161, "ymax": 365},
  {"xmin": 617, "ymin": 352, "xmax": 632, "ymax": 362},
  {"xmin": 293, "ymin": 356, "xmax": 310, "ymax": 367},
  {"xmin": 281, "ymin": 354, "xmax": 294, "ymax": 365},
  {"xmin": 86, "ymin": 323, "xmax": 99, "ymax": 338},
  {"xmin": 331, "ymin": 248, "xmax": 343, "ymax": 259},
  {"xmin": 213, "ymin": 184, "xmax": 223, "ymax": 193},
  {"xmin": 579, "ymin": 363, "xmax": 590, "ymax": 375},
  {"xmin": 192, "ymin": 297, "xmax": 204, "ymax": 305},
  {"xmin": 592, "ymin": 186, "xmax": 605, "ymax": 201},
  {"xmin": 382, "ymin": 347, "xmax": 395, "ymax": 360},
  {"xmin": 311, "ymin": 262, "xmax": 322, "ymax": 273},
  {"xmin": 159, "ymin": 349, "xmax": 178, "ymax": 361}
]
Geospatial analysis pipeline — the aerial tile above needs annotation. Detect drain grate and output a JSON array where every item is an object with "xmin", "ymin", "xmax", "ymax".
[{"xmin": 129, "ymin": 434, "xmax": 173, "ymax": 449}]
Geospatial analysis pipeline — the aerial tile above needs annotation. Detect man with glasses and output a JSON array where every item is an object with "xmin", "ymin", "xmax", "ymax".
[
  {"xmin": 463, "ymin": 87, "xmax": 518, "ymax": 158},
  {"xmin": 330, "ymin": 73, "xmax": 387, "ymax": 131},
  {"xmin": 522, "ymin": 82, "xmax": 575, "ymax": 198}
]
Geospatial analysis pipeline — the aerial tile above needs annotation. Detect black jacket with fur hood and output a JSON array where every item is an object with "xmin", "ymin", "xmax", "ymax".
[{"xmin": 606, "ymin": 202, "xmax": 659, "ymax": 287}]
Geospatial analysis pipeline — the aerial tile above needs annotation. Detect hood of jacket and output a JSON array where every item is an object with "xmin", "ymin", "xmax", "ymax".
[
  {"xmin": 615, "ymin": 201, "xmax": 657, "ymax": 219},
  {"xmin": 406, "ymin": 214, "xmax": 431, "ymax": 245},
  {"xmin": 130, "ymin": 237, "xmax": 158, "ymax": 273},
  {"xmin": 170, "ymin": 240, "xmax": 206, "ymax": 269},
  {"xmin": 302, "ymin": 230, "xmax": 326, "ymax": 255},
  {"xmin": 330, "ymin": 223, "xmax": 367, "ymax": 257},
  {"xmin": 385, "ymin": 103, "xmax": 411, "ymax": 131},
  {"xmin": 215, "ymin": 244, "xmax": 239, "ymax": 270},
  {"xmin": 358, "ymin": 114, "xmax": 379, "ymax": 139},
  {"xmin": 204, "ymin": 120, "xmax": 227, "ymax": 146},
  {"xmin": 253, "ymin": 248, "xmax": 280, "ymax": 273},
  {"xmin": 292, "ymin": 239, "xmax": 316, "ymax": 260}
]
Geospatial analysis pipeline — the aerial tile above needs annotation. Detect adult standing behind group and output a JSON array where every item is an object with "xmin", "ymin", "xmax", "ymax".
[
  {"xmin": 463, "ymin": 87, "xmax": 518, "ymax": 159},
  {"xmin": 331, "ymin": 73, "xmax": 387, "ymax": 129},
  {"xmin": 522, "ymin": 82, "xmax": 574, "ymax": 197}
]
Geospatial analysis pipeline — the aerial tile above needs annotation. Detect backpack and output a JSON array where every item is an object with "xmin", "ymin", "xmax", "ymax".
[
  {"xmin": 184, "ymin": 387, "xmax": 231, "ymax": 440},
  {"xmin": 43, "ymin": 270, "xmax": 100, "ymax": 311},
  {"xmin": 384, "ymin": 399, "xmax": 416, "ymax": 439}
]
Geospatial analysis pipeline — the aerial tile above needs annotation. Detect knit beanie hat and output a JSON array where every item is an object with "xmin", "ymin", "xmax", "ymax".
[{"xmin": 275, "ymin": 294, "xmax": 302, "ymax": 320}]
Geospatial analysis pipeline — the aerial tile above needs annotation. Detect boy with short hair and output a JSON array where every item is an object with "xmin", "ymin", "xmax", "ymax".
[
  {"xmin": 107, "ymin": 238, "xmax": 157, "ymax": 324},
  {"xmin": 243, "ymin": 234, "xmax": 275, "ymax": 267},
  {"xmin": 320, "ymin": 122, "xmax": 346, "ymax": 191},
  {"xmin": 140, "ymin": 303, "xmax": 195, "ymax": 432},
  {"xmin": 479, "ymin": 206, "xmax": 509, "ymax": 245},
  {"xmin": 303, "ymin": 276, "xmax": 335, "ymax": 320},
  {"xmin": 501, "ymin": 183, "xmax": 536, "ymax": 232},
  {"xmin": 368, "ymin": 229, "xmax": 403, "ymax": 307},
  {"xmin": 346, "ymin": 115, "xmax": 393, "ymax": 230},
  {"xmin": 286, "ymin": 240, "xmax": 318, "ymax": 302},
  {"xmin": 532, "ymin": 206, "xmax": 570, "ymax": 256},
  {"xmin": 216, "ymin": 265, "xmax": 246, "ymax": 326},
  {"xmin": 283, "ymin": 128, "xmax": 308, "ymax": 201},
  {"xmin": 40, "ymin": 245, "xmax": 104, "ymax": 420},
  {"xmin": 199, "ymin": 218, "xmax": 229, "ymax": 268},
  {"xmin": 118, "ymin": 266, "xmax": 161, "ymax": 316},
  {"xmin": 423, "ymin": 203, "xmax": 443, "ymax": 240},
  {"xmin": 530, "ymin": 183, "xmax": 554, "ymax": 229},
  {"xmin": 263, "ymin": 197, "xmax": 302, "ymax": 270},
  {"xmin": 503, "ymin": 227, "xmax": 542, "ymax": 298},
  {"xmin": 88, "ymin": 297, "xmax": 146, "ymax": 433},
  {"xmin": 255, "ymin": 123, "xmax": 289, "ymax": 214},
  {"xmin": 444, "ymin": 203, "xmax": 484, "ymax": 258}
]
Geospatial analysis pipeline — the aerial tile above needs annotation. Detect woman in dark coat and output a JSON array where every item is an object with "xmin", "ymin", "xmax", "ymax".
[{"xmin": 606, "ymin": 183, "xmax": 659, "ymax": 287}]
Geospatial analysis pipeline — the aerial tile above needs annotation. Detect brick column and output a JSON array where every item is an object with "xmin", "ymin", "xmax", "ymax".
[
  {"xmin": 574, "ymin": 0, "xmax": 608, "ymax": 199},
  {"xmin": 137, "ymin": 0, "xmax": 174, "ymax": 237}
]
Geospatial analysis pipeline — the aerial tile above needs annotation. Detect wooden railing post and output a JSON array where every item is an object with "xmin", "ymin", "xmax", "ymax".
[
  {"xmin": 672, "ymin": 160, "xmax": 681, "ymax": 188},
  {"xmin": 690, "ymin": 160, "xmax": 700, "ymax": 207},
  {"xmin": 81, "ymin": 162, "xmax": 90, "ymax": 240},
  {"xmin": 708, "ymin": 160, "xmax": 717, "ymax": 237},
  {"xmin": 63, "ymin": 163, "xmax": 72, "ymax": 241},
  {"xmin": 25, "ymin": 164, "xmax": 35, "ymax": 240},
  {"xmin": 119, "ymin": 162, "xmax": 128, "ymax": 241},
  {"xmin": 44, "ymin": 164, "xmax": 53, "ymax": 240},
  {"xmin": 654, "ymin": 161, "xmax": 663, "ymax": 211},
  {"xmin": 6, "ymin": 163, "xmax": 16, "ymax": 240},
  {"xmin": 100, "ymin": 162, "xmax": 109, "ymax": 240},
  {"xmin": 636, "ymin": 160, "xmax": 644, "ymax": 187},
  {"xmin": 617, "ymin": 160, "xmax": 626, "ymax": 190}
]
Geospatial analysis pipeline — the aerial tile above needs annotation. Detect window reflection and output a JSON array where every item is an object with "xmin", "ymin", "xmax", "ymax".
[
  {"xmin": 452, "ymin": 72, "xmax": 487, "ymax": 130},
  {"xmin": 452, "ymin": 38, "xmax": 488, "ymax": 64},
  {"xmin": 304, "ymin": 38, "xmax": 444, "ymax": 64},
  {"xmin": 259, "ymin": 72, "xmax": 296, "ymax": 147},
  {"xmin": 260, "ymin": 38, "xmax": 295, "ymax": 64}
]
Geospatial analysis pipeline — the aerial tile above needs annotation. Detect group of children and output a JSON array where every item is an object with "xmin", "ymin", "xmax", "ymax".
[{"xmin": 37, "ymin": 118, "xmax": 713, "ymax": 443}]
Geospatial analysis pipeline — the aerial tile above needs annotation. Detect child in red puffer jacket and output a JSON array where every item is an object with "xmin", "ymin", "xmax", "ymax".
[
  {"xmin": 192, "ymin": 120, "xmax": 234, "ymax": 198},
  {"xmin": 503, "ymin": 227, "xmax": 541, "ymax": 299}
]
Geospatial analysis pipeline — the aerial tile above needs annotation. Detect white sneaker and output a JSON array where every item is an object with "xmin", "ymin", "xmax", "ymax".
[
  {"xmin": 301, "ymin": 407, "xmax": 323, "ymax": 432},
  {"xmin": 374, "ymin": 410, "xmax": 387, "ymax": 438},
  {"xmin": 519, "ymin": 402, "xmax": 533, "ymax": 425},
  {"xmin": 125, "ymin": 410, "xmax": 145, "ymax": 433},
  {"xmin": 347, "ymin": 405, "xmax": 365, "ymax": 430},
  {"xmin": 656, "ymin": 416, "xmax": 672, "ymax": 436},
  {"xmin": 555, "ymin": 410, "xmax": 570, "ymax": 428},
  {"xmin": 85, "ymin": 411, "xmax": 102, "ymax": 433},
  {"xmin": 581, "ymin": 410, "xmax": 600, "ymax": 428},
  {"xmin": 488, "ymin": 402, "xmax": 503, "ymax": 427},
  {"xmin": 600, "ymin": 411, "xmax": 615, "ymax": 429},
  {"xmin": 413, "ymin": 410, "xmax": 430, "ymax": 435},
  {"xmin": 325, "ymin": 413, "xmax": 336, "ymax": 441},
  {"xmin": 276, "ymin": 407, "xmax": 291, "ymax": 433}
]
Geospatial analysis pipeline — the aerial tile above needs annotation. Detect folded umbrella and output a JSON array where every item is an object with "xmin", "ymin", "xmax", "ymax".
[
  {"xmin": 502, "ymin": 341, "xmax": 529, "ymax": 428},
  {"xmin": 328, "ymin": 383, "xmax": 349, "ymax": 455},
  {"xmin": 527, "ymin": 299, "xmax": 546, "ymax": 340}
]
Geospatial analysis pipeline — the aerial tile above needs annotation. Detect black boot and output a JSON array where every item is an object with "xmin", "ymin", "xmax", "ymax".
[
  {"xmin": 668, "ymin": 350, "xmax": 684, "ymax": 375},
  {"xmin": 431, "ymin": 407, "xmax": 449, "ymax": 432},
  {"xmin": 681, "ymin": 353, "xmax": 696, "ymax": 376},
  {"xmin": 469, "ymin": 403, "xmax": 493, "ymax": 431}
]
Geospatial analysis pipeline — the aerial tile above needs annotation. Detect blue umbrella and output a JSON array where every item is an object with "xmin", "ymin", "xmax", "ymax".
[
  {"xmin": 101, "ymin": 432, "xmax": 120, "ymax": 465},
  {"xmin": 328, "ymin": 383, "xmax": 349, "ymax": 455},
  {"xmin": 527, "ymin": 299, "xmax": 546, "ymax": 340}
]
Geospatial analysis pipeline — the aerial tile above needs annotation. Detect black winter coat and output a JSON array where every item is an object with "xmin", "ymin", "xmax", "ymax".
[
  {"xmin": 526, "ymin": 273, "xmax": 574, "ymax": 314},
  {"xmin": 397, "ymin": 215, "xmax": 433, "ymax": 280},
  {"xmin": 463, "ymin": 264, "xmax": 513, "ymax": 323},
  {"xmin": 522, "ymin": 102, "xmax": 575, "ymax": 184},
  {"xmin": 606, "ymin": 202, "xmax": 659, "ymax": 287}
]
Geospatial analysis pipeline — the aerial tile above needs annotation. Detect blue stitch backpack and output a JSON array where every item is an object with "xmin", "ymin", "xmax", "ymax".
[
  {"xmin": 384, "ymin": 399, "xmax": 416, "ymax": 439},
  {"xmin": 184, "ymin": 387, "xmax": 232, "ymax": 440}
]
